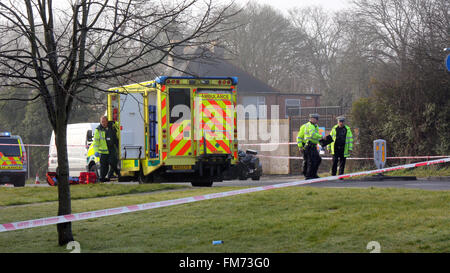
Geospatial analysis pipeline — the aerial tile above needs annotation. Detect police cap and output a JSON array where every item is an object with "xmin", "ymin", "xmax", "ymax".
[
  {"xmin": 337, "ymin": 116, "xmax": 345, "ymax": 122},
  {"xmin": 309, "ymin": 113, "xmax": 320, "ymax": 120}
]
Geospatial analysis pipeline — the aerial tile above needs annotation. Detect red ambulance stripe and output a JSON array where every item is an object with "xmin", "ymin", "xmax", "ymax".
[
  {"xmin": 170, "ymin": 122, "xmax": 182, "ymax": 135},
  {"xmin": 176, "ymin": 140, "xmax": 191, "ymax": 156},
  {"xmin": 202, "ymin": 106, "xmax": 226, "ymax": 131},
  {"xmin": 170, "ymin": 137, "xmax": 182, "ymax": 151},
  {"xmin": 161, "ymin": 97, "xmax": 167, "ymax": 127},
  {"xmin": 216, "ymin": 140, "xmax": 231, "ymax": 153},
  {"xmin": 209, "ymin": 100, "xmax": 232, "ymax": 121},
  {"xmin": 161, "ymin": 115, "xmax": 166, "ymax": 127},
  {"xmin": 206, "ymin": 140, "xmax": 217, "ymax": 153}
]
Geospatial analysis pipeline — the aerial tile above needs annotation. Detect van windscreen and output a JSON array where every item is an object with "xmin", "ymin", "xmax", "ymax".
[{"xmin": 0, "ymin": 138, "xmax": 21, "ymax": 156}]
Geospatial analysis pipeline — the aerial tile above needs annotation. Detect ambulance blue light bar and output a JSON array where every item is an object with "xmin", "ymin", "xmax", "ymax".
[
  {"xmin": 155, "ymin": 76, "xmax": 238, "ymax": 85},
  {"xmin": 0, "ymin": 132, "xmax": 11, "ymax": 137}
]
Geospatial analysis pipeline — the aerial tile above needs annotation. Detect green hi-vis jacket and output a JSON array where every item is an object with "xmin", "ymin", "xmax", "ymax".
[
  {"xmin": 297, "ymin": 122, "xmax": 322, "ymax": 148},
  {"xmin": 93, "ymin": 121, "xmax": 119, "ymax": 155},
  {"xmin": 296, "ymin": 123, "xmax": 306, "ymax": 148},
  {"xmin": 327, "ymin": 124, "xmax": 353, "ymax": 157}
]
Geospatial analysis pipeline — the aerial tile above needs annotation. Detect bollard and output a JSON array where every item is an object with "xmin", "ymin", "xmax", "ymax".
[{"xmin": 373, "ymin": 139, "xmax": 386, "ymax": 169}]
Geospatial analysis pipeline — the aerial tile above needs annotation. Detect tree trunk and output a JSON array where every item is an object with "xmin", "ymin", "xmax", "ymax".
[{"xmin": 55, "ymin": 110, "xmax": 74, "ymax": 246}]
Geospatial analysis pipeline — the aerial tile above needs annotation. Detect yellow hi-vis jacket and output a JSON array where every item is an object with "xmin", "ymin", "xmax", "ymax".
[
  {"xmin": 303, "ymin": 122, "xmax": 322, "ymax": 145},
  {"xmin": 296, "ymin": 123, "xmax": 307, "ymax": 149},
  {"xmin": 93, "ymin": 126, "xmax": 109, "ymax": 155},
  {"xmin": 327, "ymin": 124, "xmax": 353, "ymax": 157},
  {"xmin": 93, "ymin": 122, "xmax": 119, "ymax": 155}
]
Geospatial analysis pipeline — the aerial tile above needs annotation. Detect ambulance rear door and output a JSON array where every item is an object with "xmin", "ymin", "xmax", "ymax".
[{"xmin": 117, "ymin": 92, "xmax": 146, "ymax": 160}]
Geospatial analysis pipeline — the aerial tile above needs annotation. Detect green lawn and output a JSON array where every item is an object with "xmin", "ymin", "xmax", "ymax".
[
  {"xmin": 0, "ymin": 183, "xmax": 187, "ymax": 206},
  {"xmin": 0, "ymin": 184, "xmax": 448, "ymax": 253}
]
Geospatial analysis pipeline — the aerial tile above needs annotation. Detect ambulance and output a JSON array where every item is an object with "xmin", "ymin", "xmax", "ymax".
[
  {"xmin": 0, "ymin": 132, "xmax": 27, "ymax": 187},
  {"xmin": 99, "ymin": 76, "xmax": 239, "ymax": 186}
]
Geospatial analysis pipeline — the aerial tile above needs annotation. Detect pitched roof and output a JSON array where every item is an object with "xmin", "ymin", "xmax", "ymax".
[{"xmin": 166, "ymin": 47, "xmax": 280, "ymax": 94}]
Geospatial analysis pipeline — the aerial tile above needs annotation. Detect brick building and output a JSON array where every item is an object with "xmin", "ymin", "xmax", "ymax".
[{"xmin": 165, "ymin": 46, "xmax": 321, "ymax": 119}]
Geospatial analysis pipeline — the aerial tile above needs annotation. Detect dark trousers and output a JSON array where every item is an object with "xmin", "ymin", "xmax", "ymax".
[
  {"xmin": 305, "ymin": 143, "xmax": 321, "ymax": 178},
  {"xmin": 331, "ymin": 152, "xmax": 346, "ymax": 176},
  {"xmin": 301, "ymin": 149, "xmax": 308, "ymax": 176},
  {"xmin": 99, "ymin": 148, "xmax": 120, "ymax": 181}
]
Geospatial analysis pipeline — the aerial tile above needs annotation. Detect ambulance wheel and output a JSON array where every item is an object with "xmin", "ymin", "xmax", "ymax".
[
  {"xmin": 14, "ymin": 174, "xmax": 26, "ymax": 187},
  {"xmin": 138, "ymin": 169, "xmax": 153, "ymax": 184}
]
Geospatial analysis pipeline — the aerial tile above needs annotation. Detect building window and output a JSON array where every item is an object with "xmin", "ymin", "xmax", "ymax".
[
  {"xmin": 241, "ymin": 96, "xmax": 267, "ymax": 119},
  {"xmin": 285, "ymin": 99, "xmax": 301, "ymax": 118}
]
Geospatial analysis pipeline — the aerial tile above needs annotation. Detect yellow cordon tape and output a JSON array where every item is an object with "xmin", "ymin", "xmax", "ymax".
[{"xmin": 1, "ymin": 157, "xmax": 449, "ymax": 233}]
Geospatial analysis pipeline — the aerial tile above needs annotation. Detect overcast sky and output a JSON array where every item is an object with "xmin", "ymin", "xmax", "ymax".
[{"xmin": 242, "ymin": 0, "xmax": 351, "ymax": 14}]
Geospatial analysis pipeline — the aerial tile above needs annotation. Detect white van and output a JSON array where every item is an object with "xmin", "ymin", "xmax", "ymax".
[{"xmin": 48, "ymin": 123, "xmax": 98, "ymax": 177}]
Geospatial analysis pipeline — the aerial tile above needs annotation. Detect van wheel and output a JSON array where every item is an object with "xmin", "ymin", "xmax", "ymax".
[{"xmin": 14, "ymin": 174, "xmax": 26, "ymax": 187}]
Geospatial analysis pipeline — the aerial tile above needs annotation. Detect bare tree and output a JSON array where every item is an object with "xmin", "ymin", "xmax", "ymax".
[
  {"xmin": 350, "ymin": 0, "xmax": 450, "ymax": 155},
  {"xmin": 289, "ymin": 7, "xmax": 349, "ymax": 101},
  {"xmin": 0, "ymin": 0, "xmax": 237, "ymax": 245},
  {"xmin": 225, "ymin": 2, "xmax": 305, "ymax": 91}
]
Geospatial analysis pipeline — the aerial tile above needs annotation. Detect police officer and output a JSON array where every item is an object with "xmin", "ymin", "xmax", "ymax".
[
  {"xmin": 328, "ymin": 116, "xmax": 353, "ymax": 176},
  {"xmin": 93, "ymin": 116, "xmax": 120, "ymax": 182},
  {"xmin": 297, "ymin": 123, "xmax": 308, "ymax": 177},
  {"xmin": 296, "ymin": 122, "xmax": 308, "ymax": 176},
  {"xmin": 302, "ymin": 113, "xmax": 326, "ymax": 179}
]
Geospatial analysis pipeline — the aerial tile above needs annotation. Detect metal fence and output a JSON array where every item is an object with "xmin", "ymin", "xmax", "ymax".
[{"xmin": 288, "ymin": 106, "xmax": 351, "ymax": 174}]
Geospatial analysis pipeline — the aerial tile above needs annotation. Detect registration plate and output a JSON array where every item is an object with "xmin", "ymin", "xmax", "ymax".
[{"xmin": 172, "ymin": 165, "xmax": 192, "ymax": 170}]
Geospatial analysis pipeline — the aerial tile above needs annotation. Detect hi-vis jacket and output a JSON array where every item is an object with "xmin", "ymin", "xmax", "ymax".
[
  {"xmin": 296, "ymin": 124, "xmax": 307, "ymax": 149},
  {"xmin": 297, "ymin": 122, "xmax": 322, "ymax": 147},
  {"xmin": 93, "ymin": 122, "xmax": 119, "ymax": 155},
  {"xmin": 327, "ymin": 124, "xmax": 353, "ymax": 157}
]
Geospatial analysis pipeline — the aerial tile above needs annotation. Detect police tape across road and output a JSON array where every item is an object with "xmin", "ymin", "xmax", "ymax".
[
  {"xmin": 2, "ymin": 143, "xmax": 447, "ymax": 161},
  {"xmin": 1, "ymin": 157, "xmax": 449, "ymax": 233}
]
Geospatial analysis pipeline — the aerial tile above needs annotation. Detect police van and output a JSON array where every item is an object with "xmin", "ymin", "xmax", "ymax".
[{"xmin": 0, "ymin": 132, "xmax": 28, "ymax": 187}]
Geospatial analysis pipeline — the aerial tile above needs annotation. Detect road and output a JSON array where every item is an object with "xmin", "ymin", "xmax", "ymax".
[
  {"xmin": 165, "ymin": 175, "xmax": 450, "ymax": 191},
  {"xmin": 21, "ymin": 175, "xmax": 450, "ymax": 191}
]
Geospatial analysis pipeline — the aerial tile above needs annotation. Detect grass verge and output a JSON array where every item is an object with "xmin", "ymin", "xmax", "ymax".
[
  {"xmin": 0, "ymin": 185, "xmax": 448, "ymax": 253},
  {"xmin": 0, "ymin": 183, "xmax": 187, "ymax": 206}
]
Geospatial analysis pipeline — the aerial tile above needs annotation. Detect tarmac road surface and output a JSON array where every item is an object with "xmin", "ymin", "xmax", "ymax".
[{"xmin": 212, "ymin": 175, "xmax": 450, "ymax": 191}]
